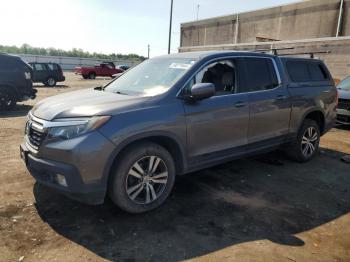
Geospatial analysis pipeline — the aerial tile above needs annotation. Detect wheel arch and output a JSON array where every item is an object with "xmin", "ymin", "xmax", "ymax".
[
  {"xmin": 300, "ymin": 109, "xmax": 325, "ymax": 134},
  {"xmin": 102, "ymin": 132, "xmax": 187, "ymax": 189},
  {"xmin": 0, "ymin": 84, "xmax": 19, "ymax": 100}
]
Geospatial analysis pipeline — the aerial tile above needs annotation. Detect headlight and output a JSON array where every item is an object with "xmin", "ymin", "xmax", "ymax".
[{"xmin": 47, "ymin": 116, "xmax": 111, "ymax": 140}]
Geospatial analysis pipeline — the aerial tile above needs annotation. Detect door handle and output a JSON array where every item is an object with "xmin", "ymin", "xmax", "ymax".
[
  {"xmin": 276, "ymin": 95, "xmax": 288, "ymax": 101},
  {"xmin": 234, "ymin": 101, "xmax": 247, "ymax": 108}
]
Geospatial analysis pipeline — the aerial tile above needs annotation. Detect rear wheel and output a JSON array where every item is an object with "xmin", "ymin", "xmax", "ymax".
[
  {"xmin": 109, "ymin": 142, "xmax": 176, "ymax": 214},
  {"xmin": 45, "ymin": 77, "xmax": 56, "ymax": 87},
  {"xmin": 82, "ymin": 75, "xmax": 88, "ymax": 79},
  {"xmin": 88, "ymin": 72, "xmax": 96, "ymax": 79},
  {"xmin": 286, "ymin": 119, "xmax": 320, "ymax": 162},
  {"xmin": 0, "ymin": 87, "xmax": 16, "ymax": 111}
]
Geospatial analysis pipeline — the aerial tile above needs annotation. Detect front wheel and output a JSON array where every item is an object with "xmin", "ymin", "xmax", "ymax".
[
  {"xmin": 45, "ymin": 77, "xmax": 56, "ymax": 87},
  {"xmin": 88, "ymin": 73, "xmax": 96, "ymax": 79},
  {"xmin": 0, "ymin": 87, "xmax": 16, "ymax": 111},
  {"xmin": 109, "ymin": 142, "xmax": 176, "ymax": 214},
  {"xmin": 286, "ymin": 119, "xmax": 320, "ymax": 162}
]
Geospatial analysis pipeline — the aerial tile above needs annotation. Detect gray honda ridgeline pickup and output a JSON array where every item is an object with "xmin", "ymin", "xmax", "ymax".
[{"xmin": 20, "ymin": 51, "xmax": 337, "ymax": 213}]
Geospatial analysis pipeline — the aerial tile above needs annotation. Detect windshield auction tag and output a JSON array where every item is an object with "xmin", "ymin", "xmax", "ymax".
[{"xmin": 169, "ymin": 63, "xmax": 193, "ymax": 70}]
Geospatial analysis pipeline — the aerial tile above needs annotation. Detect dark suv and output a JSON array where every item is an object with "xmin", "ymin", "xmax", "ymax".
[
  {"xmin": 29, "ymin": 62, "xmax": 65, "ymax": 87},
  {"xmin": 0, "ymin": 53, "xmax": 37, "ymax": 110},
  {"xmin": 20, "ymin": 51, "xmax": 337, "ymax": 213}
]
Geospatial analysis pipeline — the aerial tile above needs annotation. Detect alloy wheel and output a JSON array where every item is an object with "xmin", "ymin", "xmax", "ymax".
[
  {"xmin": 125, "ymin": 156, "xmax": 168, "ymax": 205},
  {"xmin": 301, "ymin": 127, "xmax": 318, "ymax": 158},
  {"xmin": 47, "ymin": 77, "xmax": 55, "ymax": 86}
]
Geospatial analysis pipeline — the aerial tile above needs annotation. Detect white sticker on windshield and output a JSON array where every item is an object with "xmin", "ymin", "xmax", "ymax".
[{"xmin": 169, "ymin": 63, "xmax": 193, "ymax": 70}]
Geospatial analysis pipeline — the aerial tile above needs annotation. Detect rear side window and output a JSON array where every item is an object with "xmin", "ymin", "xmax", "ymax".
[
  {"xmin": 34, "ymin": 64, "xmax": 47, "ymax": 71},
  {"xmin": 47, "ymin": 63, "xmax": 59, "ymax": 70},
  {"xmin": 244, "ymin": 58, "xmax": 279, "ymax": 92},
  {"xmin": 286, "ymin": 61, "xmax": 329, "ymax": 82}
]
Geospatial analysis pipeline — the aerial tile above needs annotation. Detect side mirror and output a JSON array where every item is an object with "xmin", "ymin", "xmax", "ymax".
[{"xmin": 189, "ymin": 83, "xmax": 215, "ymax": 101}]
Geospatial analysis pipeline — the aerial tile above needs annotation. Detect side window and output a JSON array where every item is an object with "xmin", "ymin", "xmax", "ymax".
[
  {"xmin": 308, "ymin": 63, "xmax": 328, "ymax": 81},
  {"xmin": 191, "ymin": 59, "xmax": 237, "ymax": 96},
  {"xmin": 34, "ymin": 64, "xmax": 47, "ymax": 71},
  {"xmin": 47, "ymin": 64, "xmax": 58, "ymax": 70},
  {"xmin": 286, "ymin": 61, "xmax": 329, "ymax": 82},
  {"xmin": 286, "ymin": 61, "xmax": 309, "ymax": 82},
  {"xmin": 244, "ymin": 58, "xmax": 279, "ymax": 92}
]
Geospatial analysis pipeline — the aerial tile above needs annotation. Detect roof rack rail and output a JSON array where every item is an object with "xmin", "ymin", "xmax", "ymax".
[
  {"xmin": 253, "ymin": 47, "xmax": 331, "ymax": 58},
  {"xmin": 254, "ymin": 47, "xmax": 295, "ymax": 55},
  {"xmin": 278, "ymin": 50, "xmax": 331, "ymax": 58}
]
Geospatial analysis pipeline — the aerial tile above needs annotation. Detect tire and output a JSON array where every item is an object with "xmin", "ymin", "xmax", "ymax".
[
  {"xmin": 82, "ymin": 75, "xmax": 88, "ymax": 79},
  {"xmin": 0, "ymin": 87, "xmax": 16, "ymax": 111},
  {"xmin": 45, "ymin": 77, "xmax": 56, "ymax": 87},
  {"xmin": 286, "ymin": 119, "xmax": 320, "ymax": 163},
  {"xmin": 109, "ymin": 142, "xmax": 176, "ymax": 214},
  {"xmin": 88, "ymin": 72, "xmax": 96, "ymax": 79}
]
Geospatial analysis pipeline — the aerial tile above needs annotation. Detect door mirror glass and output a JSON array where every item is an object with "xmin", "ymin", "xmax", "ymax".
[{"xmin": 190, "ymin": 83, "xmax": 215, "ymax": 100}]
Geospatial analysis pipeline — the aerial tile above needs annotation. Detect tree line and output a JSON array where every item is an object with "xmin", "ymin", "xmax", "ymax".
[{"xmin": 0, "ymin": 44, "xmax": 146, "ymax": 61}]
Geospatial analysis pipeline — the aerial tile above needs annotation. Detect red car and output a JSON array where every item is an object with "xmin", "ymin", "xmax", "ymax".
[{"xmin": 75, "ymin": 62, "xmax": 124, "ymax": 79}]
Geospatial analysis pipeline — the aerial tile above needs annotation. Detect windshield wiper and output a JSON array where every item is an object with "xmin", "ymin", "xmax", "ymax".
[
  {"xmin": 94, "ymin": 86, "xmax": 104, "ymax": 91},
  {"xmin": 114, "ymin": 90, "xmax": 129, "ymax": 95}
]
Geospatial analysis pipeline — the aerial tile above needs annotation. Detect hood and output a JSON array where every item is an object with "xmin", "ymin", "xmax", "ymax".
[
  {"xmin": 338, "ymin": 88, "xmax": 350, "ymax": 100},
  {"xmin": 32, "ymin": 88, "xmax": 149, "ymax": 120}
]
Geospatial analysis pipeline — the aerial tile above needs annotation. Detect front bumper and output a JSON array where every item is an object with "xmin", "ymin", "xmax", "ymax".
[
  {"xmin": 21, "ymin": 143, "xmax": 105, "ymax": 204},
  {"xmin": 336, "ymin": 108, "xmax": 350, "ymax": 125},
  {"xmin": 20, "ymin": 129, "xmax": 116, "ymax": 205}
]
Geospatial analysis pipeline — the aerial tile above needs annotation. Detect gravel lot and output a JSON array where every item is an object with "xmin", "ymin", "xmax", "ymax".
[{"xmin": 0, "ymin": 72, "xmax": 349, "ymax": 262}]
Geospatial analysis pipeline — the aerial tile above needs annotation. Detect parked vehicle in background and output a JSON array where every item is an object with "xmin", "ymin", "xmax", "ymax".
[
  {"xmin": 29, "ymin": 62, "xmax": 65, "ymax": 87},
  {"xmin": 74, "ymin": 62, "xmax": 123, "ymax": 79},
  {"xmin": 112, "ymin": 72, "xmax": 124, "ymax": 79},
  {"xmin": 21, "ymin": 51, "xmax": 337, "ymax": 213},
  {"xmin": 0, "ymin": 53, "xmax": 36, "ymax": 110},
  {"xmin": 336, "ymin": 76, "xmax": 350, "ymax": 125},
  {"xmin": 117, "ymin": 65, "xmax": 130, "ymax": 71}
]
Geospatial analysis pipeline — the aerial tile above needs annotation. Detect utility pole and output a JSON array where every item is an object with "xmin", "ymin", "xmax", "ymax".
[
  {"xmin": 168, "ymin": 0, "xmax": 174, "ymax": 54},
  {"xmin": 147, "ymin": 44, "xmax": 150, "ymax": 59},
  {"xmin": 196, "ymin": 4, "xmax": 200, "ymax": 20},
  {"xmin": 336, "ymin": 0, "xmax": 344, "ymax": 37}
]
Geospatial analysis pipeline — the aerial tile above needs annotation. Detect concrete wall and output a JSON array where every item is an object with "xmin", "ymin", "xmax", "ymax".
[
  {"xmin": 179, "ymin": 36, "xmax": 350, "ymax": 80},
  {"xmin": 179, "ymin": 0, "xmax": 350, "ymax": 79},
  {"xmin": 181, "ymin": 0, "xmax": 346, "ymax": 47},
  {"xmin": 14, "ymin": 54, "xmax": 140, "ymax": 71}
]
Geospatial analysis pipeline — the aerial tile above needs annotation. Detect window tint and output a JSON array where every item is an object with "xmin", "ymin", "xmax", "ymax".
[
  {"xmin": 308, "ymin": 63, "xmax": 328, "ymax": 81},
  {"xmin": 47, "ymin": 63, "xmax": 59, "ymax": 70},
  {"xmin": 286, "ymin": 61, "xmax": 329, "ymax": 82},
  {"xmin": 244, "ymin": 58, "xmax": 279, "ymax": 92},
  {"xmin": 286, "ymin": 61, "xmax": 309, "ymax": 82},
  {"xmin": 34, "ymin": 64, "xmax": 47, "ymax": 71},
  {"xmin": 192, "ymin": 60, "xmax": 237, "ymax": 96}
]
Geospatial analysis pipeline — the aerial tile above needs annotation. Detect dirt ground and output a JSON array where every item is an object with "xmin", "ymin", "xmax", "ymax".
[{"xmin": 0, "ymin": 72, "xmax": 349, "ymax": 262}]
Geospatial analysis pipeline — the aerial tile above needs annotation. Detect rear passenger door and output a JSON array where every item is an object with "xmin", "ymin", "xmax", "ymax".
[
  {"xmin": 244, "ymin": 57, "xmax": 291, "ymax": 147},
  {"xmin": 32, "ymin": 63, "xmax": 48, "ymax": 82},
  {"xmin": 183, "ymin": 58, "xmax": 250, "ymax": 162}
]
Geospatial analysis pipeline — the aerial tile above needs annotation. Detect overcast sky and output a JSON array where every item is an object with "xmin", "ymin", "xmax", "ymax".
[{"xmin": 0, "ymin": 0, "xmax": 298, "ymax": 57}]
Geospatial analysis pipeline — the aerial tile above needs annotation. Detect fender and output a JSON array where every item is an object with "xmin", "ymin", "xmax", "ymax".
[
  {"xmin": 297, "ymin": 107, "xmax": 326, "ymax": 134},
  {"xmin": 99, "ymin": 130, "xmax": 188, "ymax": 186}
]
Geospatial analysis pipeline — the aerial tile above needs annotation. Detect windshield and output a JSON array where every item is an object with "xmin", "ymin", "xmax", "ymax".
[
  {"xmin": 337, "ymin": 76, "xmax": 350, "ymax": 90},
  {"xmin": 104, "ymin": 57, "xmax": 196, "ymax": 96}
]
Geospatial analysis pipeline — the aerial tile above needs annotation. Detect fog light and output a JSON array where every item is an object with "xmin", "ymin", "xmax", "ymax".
[{"xmin": 55, "ymin": 174, "xmax": 67, "ymax": 187}]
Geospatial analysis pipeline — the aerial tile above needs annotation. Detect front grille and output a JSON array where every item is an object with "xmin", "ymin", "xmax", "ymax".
[
  {"xmin": 26, "ymin": 117, "xmax": 46, "ymax": 149},
  {"xmin": 338, "ymin": 99, "xmax": 350, "ymax": 110},
  {"xmin": 337, "ymin": 114, "xmax": 350, "ymax": 124}
]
